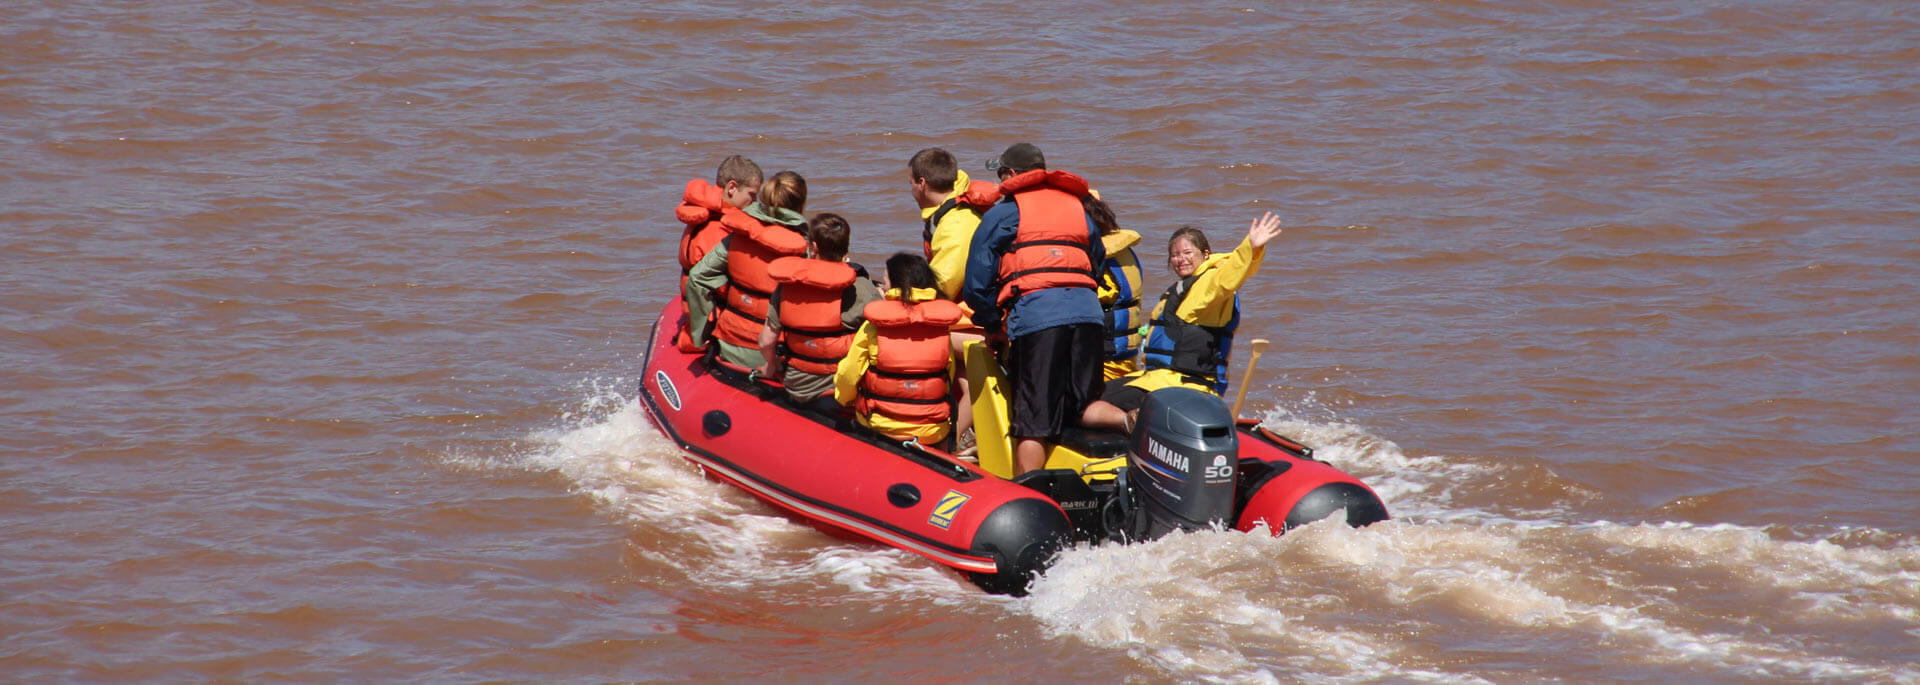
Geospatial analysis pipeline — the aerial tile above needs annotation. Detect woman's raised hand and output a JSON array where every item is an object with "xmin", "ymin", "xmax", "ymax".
[{"xmin": 1248, "ymin": 212, "xmax": 1284, "ymax": 248}]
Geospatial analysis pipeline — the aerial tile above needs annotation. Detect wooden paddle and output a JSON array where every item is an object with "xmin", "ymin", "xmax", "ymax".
[{"xmin": 1230, "ymin": 338, "xmax": 1271, "ymax": 419}]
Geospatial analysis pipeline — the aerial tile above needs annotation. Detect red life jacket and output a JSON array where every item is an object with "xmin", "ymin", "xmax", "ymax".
[
  {"xmin": 675, "ymin": 179, "xmax": 731, "ymax": 278},
  {"xmin": 856, "ymin": 297, "xmax": 962, "ymax": 424},
  {"xmin": 674, "ymin": 179, "xmax": 734, "ymax": 352},
  {"xmin": 713, "ymin": 211, "xmax": 808, "ymax": 350},
  {"xmin": 768, "ymin": 257, "xmax": 858, "ymax": 375},
  {"xmin": 992, "ymin": 169, "xmax": 1098, "ymax": 306},
  {"xmin": 921, "ymin": 180, "xmax": 1002, "ymax": 259}
]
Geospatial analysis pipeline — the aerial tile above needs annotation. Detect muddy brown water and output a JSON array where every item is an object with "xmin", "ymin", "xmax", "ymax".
[{"xmin": 3, "ymin": 1, "xmax": 1916, "ymax": 682}]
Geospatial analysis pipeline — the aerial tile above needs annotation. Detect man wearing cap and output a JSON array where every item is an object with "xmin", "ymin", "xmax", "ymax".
[{"xmin": 963, "ymin": 143, "xmax": 1107, "ymax": 476}]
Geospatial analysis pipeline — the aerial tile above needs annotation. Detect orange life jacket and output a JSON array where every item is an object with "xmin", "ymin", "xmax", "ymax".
[
  {"xmin": 921, "ymin": 180, "xmax": 1002, "ymax": 259},
  {"xmin": 674, "ymin": 180, "xmax": 735, "ymax": 352},
  {"xmin": 713, "ymin": 211, "xmax": 808, "ymax": 350},
  {"xmin": 675, "ymin": 179, "xmax": 731, "ymax": 278},
  {"xmin": 767, "ymin": 257, "xmax": 858, "ymax": 375},
  {"xmin": 856, "ymin": 297, "xmax": 962, "ymax": 424},
  {"xmin": 992, "ymin": 169, "xmax": 1098, "ymax": 306}
]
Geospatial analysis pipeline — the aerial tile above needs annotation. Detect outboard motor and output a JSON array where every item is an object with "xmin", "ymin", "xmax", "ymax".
[{"xmin": 1128, "ymin": 387, "xmax": 1239, "ymax": 538}]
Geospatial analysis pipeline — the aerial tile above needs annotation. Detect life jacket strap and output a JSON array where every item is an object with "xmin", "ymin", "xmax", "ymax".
[
  {"xmin": 718, "ymin": 298, "xmax": 766, "ymax": 325},
  {"xmin": 998, "ymin": 265, "xmax": 1100, "ymax": 284},
  {"xmin": 859, "ymin": 391, "xmax": 948, "ymax": 405},
  {"xmin": 866, "ymin": 366, "xmax": 945, "ymax": 381},
  {"xmin": 926, "ymin": 197, "xmax": 958, "ymax": 234},
  {"xmin": 784, "ymin": 347, "xmax": 843, "ymax": 366},
  {"xmin": 1007, "ymin": 238, "xmax": 1087, "ymax": 250}
]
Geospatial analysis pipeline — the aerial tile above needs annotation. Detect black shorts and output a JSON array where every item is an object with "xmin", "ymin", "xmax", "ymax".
[
  {"xmin": 1006, "ymin": 323, "xmax": 1104, "ymax": 441},
  {"xmin": 1102, "ymin": 376, "xmax": 1149, "ymax": 412}
]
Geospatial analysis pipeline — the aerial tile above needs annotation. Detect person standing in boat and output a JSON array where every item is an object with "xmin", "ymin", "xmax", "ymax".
[
  {"xmin": 907, "ymin": 147, "xmax": 1001, "ymax": 454},
  {"xmin": 909, "ymin": 147, "xmax": 1001, "ymax": 302},
  {"xmin": 683, "ymin": 170, "xmax": 810, "ymax": 370},
  {"xmin": 962, "ymin": 143, "xmax": 1107, "ymax": 476},
  {"xmin": 1086, "ymin": 194, "xmax": 1147, "ymax": 381},
  {"xmin": 1081, "ymin": 212, "xmax": 1284, "ymax": 433},
  {"xmin": 672, "ymin": 155, "xmax": 762, "ymax": 351},
  {"xmin": 833, "ymin": 253, "xmax": 963, "ymax": 446},
  {"xmin": 756, "ymin": 213, "xmax": 882, "ymax": 412}
]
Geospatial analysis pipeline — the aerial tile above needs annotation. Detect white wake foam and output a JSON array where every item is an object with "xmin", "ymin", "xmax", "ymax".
[
  {"xmin": 513, "ymin": 379, "xmax": 1919, "ymax": 682},
  {"xmin": 1016, "ymin": 399, "xmax": 1920, "ymax": 683},
  {"xmin": 510, "ymin": 381, "xmax": 978, "ymax": 600}
]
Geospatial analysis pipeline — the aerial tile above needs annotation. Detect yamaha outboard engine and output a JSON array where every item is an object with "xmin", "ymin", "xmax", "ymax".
[{"xmin": 1127, "ymin": 387, "xmax": 1239, "ymax": 538}]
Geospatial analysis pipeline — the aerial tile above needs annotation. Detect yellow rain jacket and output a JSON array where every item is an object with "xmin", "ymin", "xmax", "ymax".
[
  {"xmin": 1116, "ymin": 236, "xmax": 1265, "ymax": 395},
  {"xmin": 923, "ymin": 169, "xmax": 987, "ymax": 302}
]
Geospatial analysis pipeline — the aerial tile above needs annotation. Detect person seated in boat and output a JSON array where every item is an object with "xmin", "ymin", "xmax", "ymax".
[
  {"xmin": 1081, "ymin": 212, "xmax": 1285, "ymax": 433},
  {"xmin": 676, "ymin": 155, "xmax": 763, "ymax": 280},
  {"xmin": 833, "ymin": 253, "xmax": 964, "ymax": 447},
  {"xmin": 963, "ymin": 143, "xmax": 1107, "ymax": 475},
  {"xmin": 756, "ymin": 213, "xmax": 882, "ymax": 412},
  {"xmin": 683, "ymin": 170, "xmax": 810, "ymax": 371},
  {"xmin": 907, "ymin": 147, "xmax": 1001, "ymax": 453},
  {"xmin": 672, "ymin": 156, "xmax": 762, "ymax": 351},
  {"xmin": 1086, "ymin": 194, "xmax": 1147, "ymax": 382}
]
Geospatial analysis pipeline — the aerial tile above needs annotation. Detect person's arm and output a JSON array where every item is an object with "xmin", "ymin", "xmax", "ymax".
[
  {"xmin": 843, "ymin": 278, "xmax": 882, "ymax": 329},
  {"xmin": 1084, "ymin": 213, "xmax": 1106, "ymax": 273},
  {"xmin": 962, "ymin": 204, "xmax": 1016, "ymax": 332},
  {"xmin": 833, "ymin": 323, "xmax": 879, "ymax": 406},
  {"xmin": 682, "ymin": 238, "xmax": 731, "ymax": 346},
  {"xmin": 1177, "ymin": 213, "xmax": 1281, "ymax": 325},
  {"xmin": 757, "ymin": 288, "xmax": 782, "ymax": 377},
  {"xmin": 1096, "ymin": 262, "xmax": 1120, "ymax": 306}
]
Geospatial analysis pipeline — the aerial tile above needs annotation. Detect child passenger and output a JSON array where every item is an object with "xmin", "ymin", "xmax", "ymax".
[
  {"xmin": 833, "ymin": 253, "xmax": 963, "ymax": 447},
  {"xmin": 758, "ymin": 213, "xmax": 882, "ymax": 411},
  {"xmin": 683, "ymin": 171, "xmax": 809, "ymax": 370},
  {"xmin": 676, "ymin": 155, "xmax": 762, "ymax": 281},
  {"xmin": 673, "ymin": 155, "xmax": 762, "ymax": 351}
]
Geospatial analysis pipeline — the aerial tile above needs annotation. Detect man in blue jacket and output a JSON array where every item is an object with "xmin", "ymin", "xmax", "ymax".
[{"xmin": 963, "ymin": 143, "xmax": 1107, "ymax": 476}]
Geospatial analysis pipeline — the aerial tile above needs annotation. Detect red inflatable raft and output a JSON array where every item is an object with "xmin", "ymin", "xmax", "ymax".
[{"xmin": 637, "ymin": 298, "xmax": 1387, "ymax": 594}]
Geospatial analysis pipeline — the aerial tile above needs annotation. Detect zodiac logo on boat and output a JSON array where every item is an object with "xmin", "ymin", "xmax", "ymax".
[{"xmin": 928, "ymin": 490, "xmax": 969, "ymax": 530}]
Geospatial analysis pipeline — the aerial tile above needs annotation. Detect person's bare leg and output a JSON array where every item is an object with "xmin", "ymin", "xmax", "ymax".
[
  {"xmin": 948, "ymin": 331, "xmax": 983, "ymax": 445},
  {"xmin": 1014, "ymin": 438, "xmax": 1046, "ymax": 475},
  {"xmin": 1081, "ymin": 399, "xmax": 1132, "ymax": 433},
  {"xmin": 954, "ymin": 376, "xmax": 974, "ymax": 447}
]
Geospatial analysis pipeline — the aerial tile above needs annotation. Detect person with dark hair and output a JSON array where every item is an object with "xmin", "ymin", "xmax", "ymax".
[
  {"xmin": 1082, "ymin": 212, "xmax": 1284, "ymax": 433},
  {"xmin": 676, "ymin": 155, "xmax": 764, "ymax": 276},
  {"xmin": 834, "ymin": 253, "xmax": 963, "ymax": 445},
  {"xmin": 1086, "ymin": 194, "xmax": 1147, "ymax": 381},
  {"xmin": 684, "ymin": 170, "xmax": 810, "ymax": 370},
  {"xmin": 672, "ymin": 155, "xmax": 763, "ymax": 351},
  {"xmin": 908, "ymin": 147, "xmax": 1001, "ymax": 301},
  {"xmin": 907, "ymin": 147, "xmax": 1003, "ymax": 454},
  {"xmin": 961, "ymin": 143, "xmax": 1107, "ymax": 475},
  {"xmin": 758, "ymin": 213, "xmax": 882, "ymax": 409}
]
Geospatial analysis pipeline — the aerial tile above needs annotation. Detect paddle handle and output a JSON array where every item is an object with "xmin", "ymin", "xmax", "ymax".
[{"xmin": 1231, "ymin": 338, "xmax": 1271, "ymax": 419}]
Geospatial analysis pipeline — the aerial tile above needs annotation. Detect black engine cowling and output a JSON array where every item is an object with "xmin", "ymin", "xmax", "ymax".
[{"xmin": 1127, "ymin": 387, "xmax": 1240, "ymax": 538}]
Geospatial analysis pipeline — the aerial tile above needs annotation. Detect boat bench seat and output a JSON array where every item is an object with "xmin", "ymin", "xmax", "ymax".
[{"xmin": 1055, "ymin": 426, "xmax": 1131, "ymax": 460}]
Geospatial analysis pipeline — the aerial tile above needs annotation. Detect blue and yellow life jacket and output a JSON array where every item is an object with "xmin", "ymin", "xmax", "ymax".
[
  {"xmin": 1141, "ymin": 274, "xmax": 1239, "ymax": 394},
  {"xmin": 1101, "ymin": 248, "xmax": 1144, "ymax": 362}
]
